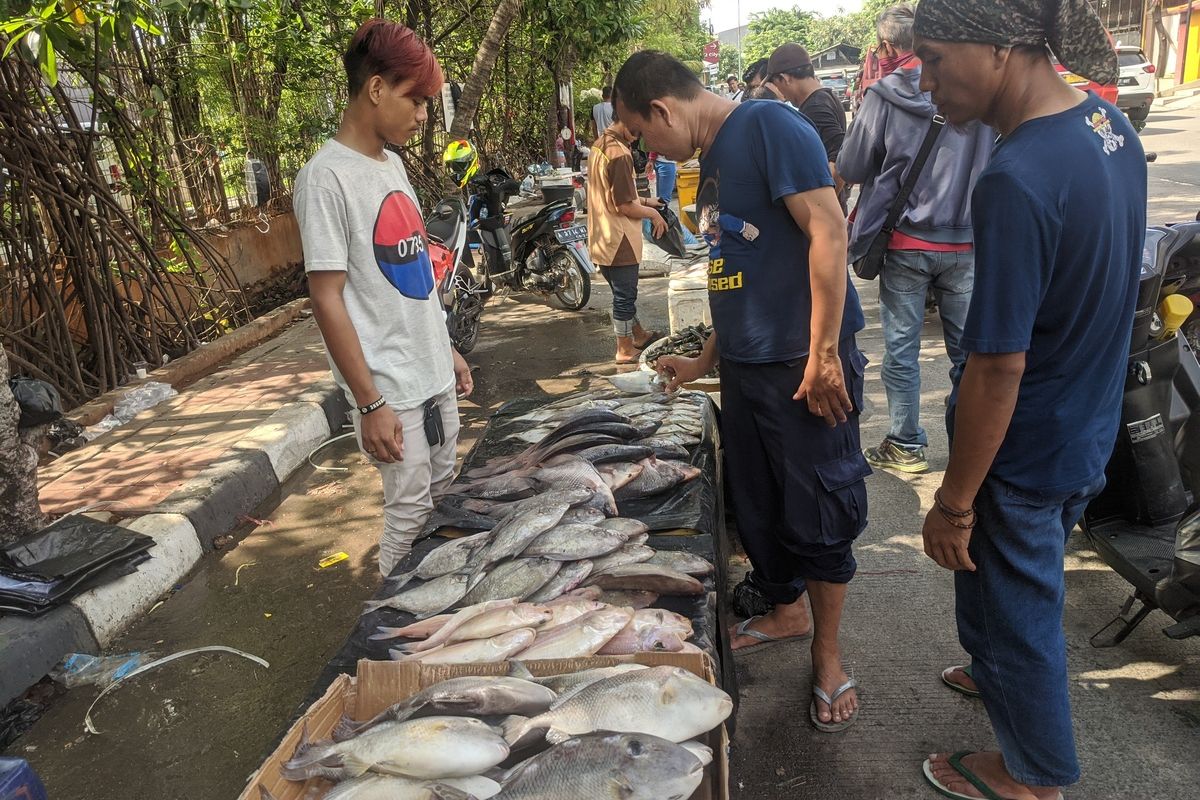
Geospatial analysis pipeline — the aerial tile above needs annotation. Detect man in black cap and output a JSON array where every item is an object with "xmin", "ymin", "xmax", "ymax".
[
  {"xmin": 768, "ymin": 43, "xmax": 848, "ymax": 210},
  {"xmin": 912, "ymin": 1, "xmax": 1143, "ymax": 798}
]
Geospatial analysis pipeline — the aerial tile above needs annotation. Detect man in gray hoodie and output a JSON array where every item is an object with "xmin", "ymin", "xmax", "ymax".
[{"xmin": 838, "ymin": 4, "xmax": 993, "ymax": 474}]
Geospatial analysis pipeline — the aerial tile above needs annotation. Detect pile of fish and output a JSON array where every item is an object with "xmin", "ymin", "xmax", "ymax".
[
  {"xmin": 271, "ymin": 664, "xmax": 733, "ymax": 799},
  {"xmin": 365, "ymin": 511, "xmax": 709, "ymax": 613},
  {"xmin": 369, "ymin": 594, "xmax": 704, "ymax": 663}
]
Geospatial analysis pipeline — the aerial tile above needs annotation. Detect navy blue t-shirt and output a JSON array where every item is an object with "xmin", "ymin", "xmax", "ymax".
[
  {"xmin": 698, "ymin": 101, "xmax": 865, "ymax": 363},
  {"xmin": 951, "ymin": 94, "xmax": 1146, "ymax": 492}
]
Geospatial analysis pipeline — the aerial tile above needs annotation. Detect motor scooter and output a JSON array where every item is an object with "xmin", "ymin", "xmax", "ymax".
[{"xmin": 1081, "ymin": 217, "xmax": 1200, "ymax": 646}]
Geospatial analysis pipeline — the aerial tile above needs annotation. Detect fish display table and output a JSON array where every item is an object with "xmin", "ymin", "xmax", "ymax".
[{"xmin": 303, "ymin": 390, "xmax": 734, "ymax": 726}]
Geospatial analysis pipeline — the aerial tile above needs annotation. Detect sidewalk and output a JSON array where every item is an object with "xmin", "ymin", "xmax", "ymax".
[{"xmin": 2, "ymin": 315, "xmax": 348, "ymax": 706}]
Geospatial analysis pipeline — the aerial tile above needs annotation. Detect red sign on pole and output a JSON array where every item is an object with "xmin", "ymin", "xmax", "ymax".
[{"xmin": 703, "ymin": 40, "xmax": 720, "ymax": 65}]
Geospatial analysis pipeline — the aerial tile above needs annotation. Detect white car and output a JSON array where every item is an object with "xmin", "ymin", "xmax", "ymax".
[{"xmin": 1116, "ymin": 45, "xmax": 1156, "ymax": 131}]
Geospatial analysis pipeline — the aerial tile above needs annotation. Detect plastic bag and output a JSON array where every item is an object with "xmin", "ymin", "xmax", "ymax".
[
  {"xmin": 8, "ymin": 377, "xmax": 62, "ymax": 428},
  {"xmin": 50, "ymin": 652, "xmax": 154, "ymax": 689},
  {"xmin": 84, "ymin": 381, "xmax": 177, "ymax": 441},
  {"xmin": 649, "ymin": 204, "xmax": 688, "ymax": 258}
]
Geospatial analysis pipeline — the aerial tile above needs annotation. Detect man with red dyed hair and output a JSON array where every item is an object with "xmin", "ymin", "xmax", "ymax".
[{"xmin": 295, "ymin": 19, "xmax": 472, "ymax": 575}]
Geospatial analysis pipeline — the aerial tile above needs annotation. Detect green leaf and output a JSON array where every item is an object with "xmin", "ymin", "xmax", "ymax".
[
  {"xmin": 38, "ymin": 30, "xmax": 57, "ymax": 86},
  {"xmin": 39, "ymin": 2, "xmax": 59, "ymax": 21},
  {"xmin": 133, "ymin": 16, "xmax": 163, "ymax": 36},
  {"xmin": 1, "ymin": 25, "xmax": 33, "ymax": 59},
  {"xmin": 151, "ymin": 85, "xmax": 165, "ymax": 103}
]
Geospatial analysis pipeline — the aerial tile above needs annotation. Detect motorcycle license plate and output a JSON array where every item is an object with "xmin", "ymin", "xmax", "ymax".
[{"xmin": 555, "ymin": 225, "xmax": 587, "ymax": 244}]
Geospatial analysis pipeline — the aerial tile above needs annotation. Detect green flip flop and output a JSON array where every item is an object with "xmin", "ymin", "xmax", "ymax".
[
  {"xmin": 921, "ymin": 751, "xmax": 1064, "ymax": 800},
  {"xmin": 941, "ymin": 664, "xmax": 982, "ymax": 698}
]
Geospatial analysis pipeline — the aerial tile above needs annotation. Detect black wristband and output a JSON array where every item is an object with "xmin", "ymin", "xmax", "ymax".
[{"xmin": 358, "ymin": 396, "xmax": 386, "ymax": 415}]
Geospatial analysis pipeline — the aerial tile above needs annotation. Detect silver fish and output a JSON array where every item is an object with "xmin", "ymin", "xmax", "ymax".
[
  {"xmin": 361, "ymin": 572, "xmax": 470, "ymax": 618},
  {"xmin": 596, "ymin": 461, "xmax": 645, "ymax": 491},
  {"xmin": 381, "ymin": 600, "xmax": 518, "ymax": 650},
  {"xmin": 281, "ymin": 716, "xmax": 509, "ymax": 781},
  {"xmin": 514, "ymin": 607, "xmax": 633, "ymax": 660},
  {"xmin": 392, "ymin": 628, "xmax": 538, "ymax": 664},
  {"xmin": 333, "ymin": 675, "xmax": 556, "ymax": 741},
  {"xmin": 634, "ymin": 437, "xmax": 690, "ymax": 460},
  {"xmin": 322, "ymin": 774, "xmax": 494, "ymax": 800},
  {"xmin": 613, "ymin": 459, "xmax": 701, "ymax": 500},
  {"xmin": 507, "ymin": 661, "xmax": 648, "ymax": 695},
  {"xmin": 586, "ymin": 563, "xmax": 705, "ymax": 595},
  {"xmin": 575, "ymin": 443, "xmax": 656, "ymax": 465},
  {"xmin": 460, "ymin": 558, "xmax": 562, "ymax": 607},
  {"xmin": 492, "ymin": 732, "xmax": 705, "ymax": 800},
  {"xmin": 594, "ymin": 590, "xmax": 659, "ymax": 609},
  {"xmin": 388, "ymin": 532, "xmax": 492, "ymax": 591},
  {"xmin": 588, "ymin": 543, "xmax": 656, "ymax": 575},
  {"xmin": 558, "ymin": 506, "xmax": 607, "ymax": 526},
  {"xmin": 521, "ymin": 524, "xmax": 627, "ymax": 560},
  {"xmin": 538, "ymin": 597, "xmax": 605, "ymax": 628},
  {"xmin": 455, "ymin": 473, "xmax": 542, "ymax": 501},
  {"xmin": 470, "ymin": 504, "xmax": 569, "ymax": 580},
  {"xmin": 645, "ymin": 550, "xmax": 715, "ymax": 576},
  {"xmin": 596, "ymin": 625, "xmax": 686, "ymax": 655},
  {"xmin": 535, "ymin": 455, "xmax": 617, "ymax": 515},
  {"xmin": 526, "ymin": 561, "xmax": 594, "ymax": 603},
  {"xmin": 504, "ymin": 666, "xmax": 732, "ymax": 746},
  {"xmin": 596, "ymin": 517, "xmax": 649, "ymax": 538}
]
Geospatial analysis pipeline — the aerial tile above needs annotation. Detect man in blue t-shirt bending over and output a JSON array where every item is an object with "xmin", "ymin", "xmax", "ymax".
[
  {"xmin": 615, "ymin": 51, "xmax": 872, "ymax": 732},
  {"xmin": 914, "ymin": 1, "xmax": 1145, "ymax": 798}
]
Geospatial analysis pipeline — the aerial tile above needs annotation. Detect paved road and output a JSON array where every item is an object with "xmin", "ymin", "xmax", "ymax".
[{"xmin": 8, "ymin": 98, "xmax": 1200, "ymax": 798}]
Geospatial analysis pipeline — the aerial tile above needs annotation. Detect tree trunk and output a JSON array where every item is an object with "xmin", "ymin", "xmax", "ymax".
[
  {"xmin": 0, "ymin": 348, "xmax": 46, "ymax": 544},
  {"xmin": 448, "ymin": 0, "xmax": 522, "ymax": 140}
]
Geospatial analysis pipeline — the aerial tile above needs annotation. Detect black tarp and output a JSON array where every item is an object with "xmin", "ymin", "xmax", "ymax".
[
  {"xmin": 0, "ymin": 517, "xmax": 155, "ymax": 616},
  {"xmin": 302, "ymin": 392, "xmax": 735, "ymax": 732}
]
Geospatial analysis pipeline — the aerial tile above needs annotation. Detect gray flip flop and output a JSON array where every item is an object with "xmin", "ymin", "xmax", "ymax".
[
  {"xmin": 730, "ymin": 615, "xmax": 812, "ymax": 654},
  {"xmin": 810, "ymin": 678, "xmax": 859, "ymax": 732}
]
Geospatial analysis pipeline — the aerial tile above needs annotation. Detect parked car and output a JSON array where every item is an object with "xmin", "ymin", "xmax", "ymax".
[
  {"xmin": 820, "ymin": 74, "xmax": 851, "ymax": 111},
  {"xmin": 1115, "ymin": 45, "xmax": 1156, "ymax": 131},
  {"xmin": 1051, "ymin": 54, "xmax": 1119, "ymax": 105}
]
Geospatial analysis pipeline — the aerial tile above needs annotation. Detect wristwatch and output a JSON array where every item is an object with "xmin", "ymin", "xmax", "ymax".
[{"xmin": 358, "ymin": 396, "xmax": 386, "ymax": 415}]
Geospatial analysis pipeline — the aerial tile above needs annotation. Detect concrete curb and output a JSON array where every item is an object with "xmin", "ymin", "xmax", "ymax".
[{"xmin": 0, "ymin": 370, "xmax": 350, "ymax": 706}]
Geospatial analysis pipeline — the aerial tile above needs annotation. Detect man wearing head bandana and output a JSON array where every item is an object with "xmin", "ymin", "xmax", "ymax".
[{"xmin": 911, "ymin": 1, "xmax": 1144, "ymax": 798}]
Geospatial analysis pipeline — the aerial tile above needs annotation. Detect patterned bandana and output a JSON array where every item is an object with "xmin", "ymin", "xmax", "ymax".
[{"xmin": 913, "ymin": 0, "xmax": 1118, "ymax": 85}]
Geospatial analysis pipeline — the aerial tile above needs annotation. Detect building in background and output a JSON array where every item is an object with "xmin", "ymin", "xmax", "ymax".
[{"xmin": 1144, "ymin": 1, "xmax": 1200, "ymax": 92}]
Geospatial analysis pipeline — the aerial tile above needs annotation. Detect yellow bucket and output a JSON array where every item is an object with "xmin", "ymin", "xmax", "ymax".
[{"xmin": 676, "ymin": 167, "xmax": 701, "ymax": 233}]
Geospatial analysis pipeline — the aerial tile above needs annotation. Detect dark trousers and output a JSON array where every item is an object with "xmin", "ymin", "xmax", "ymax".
[
  {"xmin": 598, "ymin": 264, "xmax": 639, "ymax": 336},
  {"xmin": 721, "ymin": 338, "xmax": 872, "ymax": 604}
]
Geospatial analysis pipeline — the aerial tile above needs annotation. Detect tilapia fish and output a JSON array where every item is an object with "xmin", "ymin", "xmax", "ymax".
[
  {"xmin": 281, "ymin": 716, "xmax": 509, "ymax": 781},
  {"xmin": 492, "ymin": 732, "xmax": 705, "ymax": 800},
  {"xmin": 535, "ymin": 455, "xmax": 617, "ymax": 515},
  {"xmin": 392, "ymin": 628, "xmax": 537, "ymax": 664},
  {"xmin": 634, "ymin": 437, "xmax": 691, "ymax": 460},
  {"xmin": 613, "ymin": 459, "xmax": 701, "ymax": 500},
  {"xmin": 454, "ymin": 473, "xmax": 542, "ymax": 501},
  {"xmin": 514, "ymin": 606, "xmax": 633, "ymax": 660},
  {"xmin": 526, "ymin": 560, "xmax": 594, "ymax": 602},
  {"xmin": 468, "ymin": 410, "xmax": 633, "ymax": 477},
  {"xmin": 504, "ymin": 665, "xmax": 733, "ymax": 746},
  {"xmin": 586, "ymin": 563, "xmax": 705, "ymax": 596},
  {"xmin": 596, "ymin": 461, "xmax": 645, "ymax": 491},
  {"xmin": 557, "ymin": 506, "xmax": 607, "ymax": 526},
  {"xmin": 333, "ymin": 675, "xmax": 556, "ymax": 741},
  {"xmin": 465, "ymin": 487, "xmax": 596, "ymax": 519},
  {"xmin": 361, "ymin": 572, "xmax": 470, "ymax": 618},
  {"xmin": 575, "ymin": 443, "xmax": 656, "ymax": 465},
  {"xmin": 470, "ymin": 504, "xmax": 569, "ymax": 580},
  {"xmin": 459, "ymin": 558, "xmax": 562, "ymax": 607},
  {"xmin": 645, "ymin": 550, "xmax": 715, "ymax": 576},
  {"xmin": 387, "ymin": 531, "xmax": 492, "ymax": 591},
  {"xmin": 521, "ymin": 524, "xmax": 627, "ymax": 560}
]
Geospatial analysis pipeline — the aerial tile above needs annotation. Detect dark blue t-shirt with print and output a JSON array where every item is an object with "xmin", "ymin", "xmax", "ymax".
[
  {"xmin": 950, "ymin": 93, "xmax": 1146, "ymax": 492},
  {"xmin": 698, "ymin": 100, "xmax": 864, "ymax": 363}
]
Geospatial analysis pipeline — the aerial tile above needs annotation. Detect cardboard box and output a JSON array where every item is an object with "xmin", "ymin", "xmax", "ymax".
[{"xmin": 241, "ymin": 653, "xmax": 730, "ymax": 800}]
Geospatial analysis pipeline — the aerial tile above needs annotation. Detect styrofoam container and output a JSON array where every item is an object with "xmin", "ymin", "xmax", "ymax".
[{"xmin": 669, "ymin": 272, "xmax": 711, "ymax": 334}]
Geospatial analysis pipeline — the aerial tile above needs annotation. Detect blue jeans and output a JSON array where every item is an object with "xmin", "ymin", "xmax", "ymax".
[
  {"xmin": 878, "ymin": 248, "xmax": 973, "ymax": 448},
  {"xmin": 598, "ymin": 264, "xmax": 639, "ymax": 336},
  {"xmin": 956, "ymin": 474, "xmax": 1106, "ymax": 787}
]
